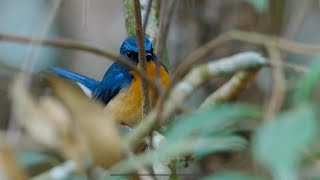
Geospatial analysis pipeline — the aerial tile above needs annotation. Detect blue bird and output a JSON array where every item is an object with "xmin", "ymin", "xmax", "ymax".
[{"xmin": 49, "ymin": 36, "xmax": 170, "ymax": 127}]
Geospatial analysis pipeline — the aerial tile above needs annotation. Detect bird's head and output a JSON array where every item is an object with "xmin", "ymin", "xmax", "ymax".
[{"xmin": 119, "ymin": 36, "xmax": 155, "ymax": 64}]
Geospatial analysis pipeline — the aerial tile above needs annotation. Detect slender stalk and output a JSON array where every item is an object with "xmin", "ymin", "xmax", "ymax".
[
  {"xmin": 0, "ymin": 33, "xmax": 158, "ymax": 91},
  {"xmin": 134, "ymin": 0, "xmax": 150, "ymax": 117},
  {"xmin": 265, "ymin": 46, "xmax": 286, "ymax": 120},
  {"xmin": 143, "ymin": 0, "xmax": 153, "ymax": 33},
  {"xmin": 156, "ymin": 0, "xmax": 177, "ymax": 65}
]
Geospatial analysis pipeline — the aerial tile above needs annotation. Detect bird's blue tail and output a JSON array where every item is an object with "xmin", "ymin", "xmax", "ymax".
[{"xmin": 49, "ymin": 67, "xmax": 100, "ymax": 92}]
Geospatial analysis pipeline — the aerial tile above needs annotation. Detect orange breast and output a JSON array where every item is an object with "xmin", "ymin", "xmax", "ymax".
[{"xmin": 104, "ymin": 61, "xmax": 170, "ymax": 126}]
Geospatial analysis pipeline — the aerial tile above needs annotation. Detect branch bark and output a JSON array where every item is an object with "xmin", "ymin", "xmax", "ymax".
[
  {"xmin": 133, "ymin": 0, "xmax": 150, "ymax": 117},
  {"xmin": 0, "ymin": 33, "xmax": 158, "ymax": 91}
]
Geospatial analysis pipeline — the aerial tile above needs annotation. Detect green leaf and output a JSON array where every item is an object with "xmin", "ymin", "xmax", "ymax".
[
  {"xmin": 244, "ymin": 0, "xmax": 269, "ymax": 13},
  {"xmin": 165, "ymin": 104, "xmax": 261, "ymax": 140},
  {"xmin": 110, "ymin": 104, "xmax": 260, "ymax": 175},
  {"xmin": 293, "ymin": 58, "xmax": 320, "ymax": 105},
  {"xmin": 201, "ymin": 171, "xmax": 265, "ymax": 180},
  {"xmin": 194, "ymin": 136, "xmax": 247, "ymax": 159},
  {"xmin": 253, "ymin": 104, "xmax": 317, "ymax": 180}
]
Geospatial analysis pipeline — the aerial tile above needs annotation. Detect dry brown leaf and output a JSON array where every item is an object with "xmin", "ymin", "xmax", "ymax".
[
  {"xmin": 45, "ymin": 74, "xmax": 123, "ymax": 168},
  {"xmin": 10, "ymin": 73, "xmax": 123, "ymax": 170}
]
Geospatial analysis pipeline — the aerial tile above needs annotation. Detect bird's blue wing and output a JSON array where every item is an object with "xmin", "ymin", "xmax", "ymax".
[
  {"xmin": 49, "ymin": 67, "xmax": 100, "ymax": 92},
  {"xmin": 93, "ymin": 62, "xmax": 134, "ymax": 105}
]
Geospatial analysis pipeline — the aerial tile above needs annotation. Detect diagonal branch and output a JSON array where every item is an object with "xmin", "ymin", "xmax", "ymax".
[
  {"xmin": 200, "ymin": 70, "xmax": 259, "ymax": 108},
  {"xmin": 0, "ymin": 33, "xmax": 158, "ymax": 91}
]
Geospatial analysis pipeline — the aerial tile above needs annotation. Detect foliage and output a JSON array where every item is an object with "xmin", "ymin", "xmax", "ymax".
[
  {"xmin": 110, "ymin": 104, "xmax": 259, "ymax": 174},
  {"xmin": 253, "ymin": 104, "xmax": 317, "ymax": 180}
]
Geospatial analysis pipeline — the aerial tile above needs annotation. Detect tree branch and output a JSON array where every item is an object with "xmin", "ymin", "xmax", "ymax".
[
  {"xmin": 265, "ymin": 46, "xmax": 286, "ymax": 120},
  {"xmin": 143, "ymin": 0, "xmax": 153, "ymax": 33},
  {"xmin": 134, "ymin": 0, "xmax": 150, "ymax": 117},
  {"xmin": 155, "ymin": 0, "xmax": 177, "ymax": 66},
  {"xmin": 0, "ymin": 33, "xmax": 158, "ymax": 91},
  {"xmin": 200, "ymin": 70, "xmax": 259, "ymax": 108}
]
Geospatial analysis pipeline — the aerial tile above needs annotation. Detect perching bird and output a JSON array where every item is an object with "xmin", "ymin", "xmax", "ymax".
[{"xmin": 50, "ymin": 36, "xmax": 170, "ymax": 127}]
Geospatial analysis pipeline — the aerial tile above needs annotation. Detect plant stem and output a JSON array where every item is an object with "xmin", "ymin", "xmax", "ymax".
[{"xmin": 134, "ymin": 0, "xmax": 150, "ymax": 118}]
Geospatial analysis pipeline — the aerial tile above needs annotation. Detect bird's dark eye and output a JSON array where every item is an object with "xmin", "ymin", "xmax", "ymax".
[
  {"xmin": 146, "ymin": 54, "xmax": 152, "ymax": 61},
  {"xmin": 126, "ymin": 52, "xmax": 133, "ymax": 58}
]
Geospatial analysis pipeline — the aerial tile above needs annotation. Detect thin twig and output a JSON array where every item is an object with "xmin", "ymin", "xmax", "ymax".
[
  {"xmin": 0, "ymin": 33, "xmax": 158, "ymax": 91},
  {"xmin": 229, "ymin": 30, "xmax": 320, "ymax": 55},
  {"xmin": 155, "ymin": 0, "xmax": 166, "ymax": 54},
  {"xmin": 265, "ymin": 46, "xmax": 286, "ymax": 120},
  {"xmin": 154, "ymin": 0, "xmax": 180, "ymax": 129},
  {"xmin": 271, "ymin": 61, "xmax": 307, "ymax": 73},
  {"xmin": 134, "ymin": 0, "xmax": 150, "ymax": 118},
  {"xmin": 143, "ymin": 0, "xmax": 153, "ymax": 33},
  {"xmin": 282, "ymin": 0, "xmax": 311, "ymax": 41},
  {"xmin": 267, "ymin": 0, "xmax": 311, "ymax": 118},
  {"xmin": 155, "ymin": 0, "xmax": 177, "ymax": 59},
  {"xmin": 133, "ymin": 4, "xmax": 156, "ymax": 178}
]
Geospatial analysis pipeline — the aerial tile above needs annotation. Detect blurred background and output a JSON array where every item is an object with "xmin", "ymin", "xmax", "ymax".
[{"xmin": 0, "ymin": 0, "xmax": 319, "ymax": 177}]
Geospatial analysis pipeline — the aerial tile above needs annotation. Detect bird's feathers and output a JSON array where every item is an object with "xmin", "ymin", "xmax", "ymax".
[
  {"xmin": 120, "ymin": 36, "xmax": 153, "ymax": 54},
  {"xmin": 93, "ymin": 62, "xmax": 134, "ymax": 105},
  {"xmin": 48, "ymin": 36, "xmax": 170, "ymax": 126},
  {"xmin": 49, "ymin": 67, "xmax": 100, "ymax": 92}
]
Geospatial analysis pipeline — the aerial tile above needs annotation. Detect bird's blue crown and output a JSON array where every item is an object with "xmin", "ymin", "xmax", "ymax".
[{"xmin": 120, "ymin": 36, "xmax": 153, "ymax": 55}]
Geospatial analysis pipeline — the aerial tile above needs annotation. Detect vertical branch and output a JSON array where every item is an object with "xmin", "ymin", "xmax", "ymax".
[
  {"xmin": 143, "ymin": 0, "xmax": 153, "ymax": 33},
  {"xmin": 265, "ymin": 46, "xmax": 286, "ymax": 120},
  {"xmin": 142, "ymin": 0, "xmax": 160, "ymax": 43},
  {"xmin": 134, "ymin": 0, "xmax": 150, "ymax": 117},
  {"xmin": 123, "ymin": 0, "xmax": 136, "ymax": 36},
  {"xmin": 155, "ymin": 0, "xmax": 177, "ymax": 67},
  {"xmin": 153, "ymin": 0, "xmax": 177, "ymax": 123}
]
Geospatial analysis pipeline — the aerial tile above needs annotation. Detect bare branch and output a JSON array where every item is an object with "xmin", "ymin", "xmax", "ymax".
[
  {"xmin": 134, "ymin": 0, "xmax": 150, "ymax": 118},
  {"xmin": 200, "ymin": 70, "xmax": 259, "ymax": 108},
  {"xmin": 143, "ymin": 0, "xmax": 153, "ymax": 33},
  {"xmin": 265, "ymin": 46, "xmax": 286, "ymax": 120},
  {"xmin": 0, "ymin": 33, "xmax": 158, "ymax": 91}
]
